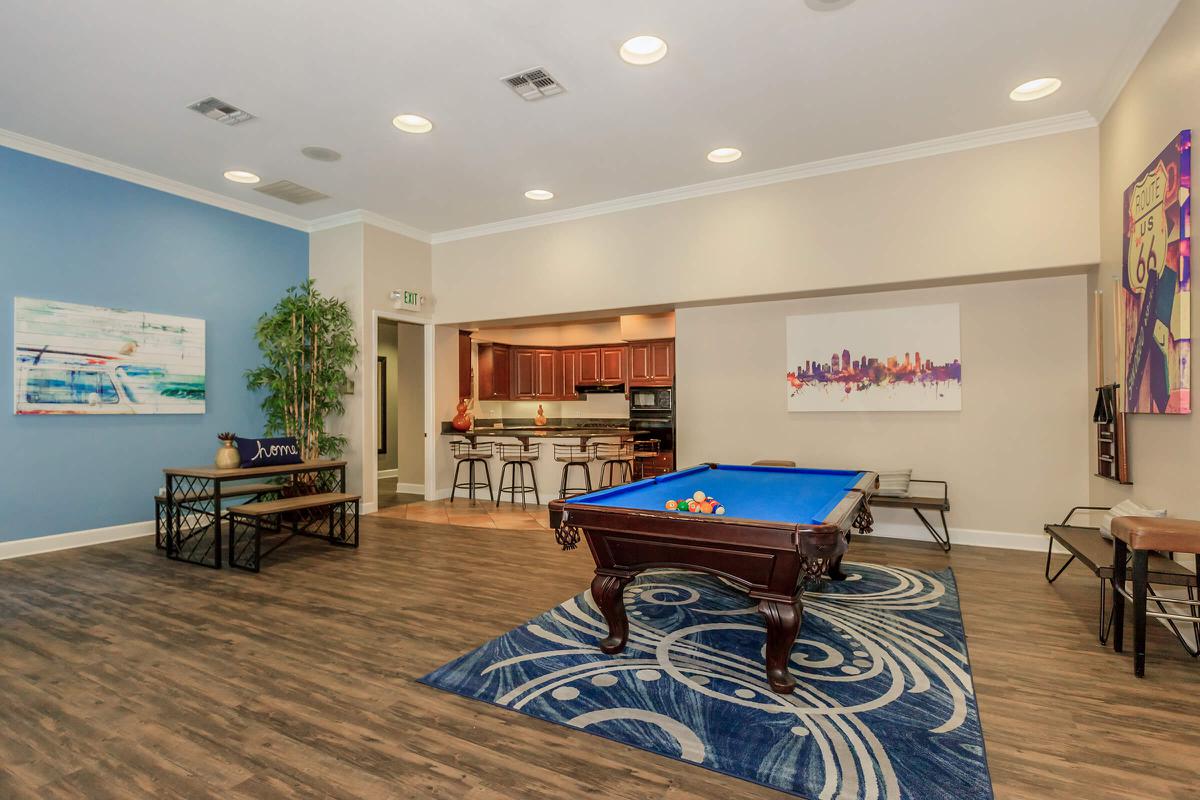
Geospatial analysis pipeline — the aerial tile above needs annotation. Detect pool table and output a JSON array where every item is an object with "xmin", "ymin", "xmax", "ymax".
[{"xmin": 547, "ymin": 462, "xmax": 877, "ymax": 693}]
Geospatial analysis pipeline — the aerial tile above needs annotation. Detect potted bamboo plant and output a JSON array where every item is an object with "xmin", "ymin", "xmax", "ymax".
[{"xmin": 245, "ymin": 279, "xmax": 358, "ymax": 490}]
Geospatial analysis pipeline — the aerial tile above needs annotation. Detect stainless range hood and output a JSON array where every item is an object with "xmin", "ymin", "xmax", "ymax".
[{"xmin": 574, "ymin": 383, "xmax": 626, "ymax": 394}]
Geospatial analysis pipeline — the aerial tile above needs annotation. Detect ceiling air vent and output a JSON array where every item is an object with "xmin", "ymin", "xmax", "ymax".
[
  {"xmin": 186, "ymin": 97, "xmax": 255, "ymax": 126},
  {"xmin": 253, "ymin": 180, "xmax": 329, "ymax": 205},
  {"xmin": 502, "ymin": 67, "xmax": 565, "ymax": 101}
]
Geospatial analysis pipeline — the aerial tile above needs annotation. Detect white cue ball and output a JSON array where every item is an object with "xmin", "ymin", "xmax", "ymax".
[
  {"xmin": 715, "ymin": 506, "xmax": 725, "ymax": 515},
  {"xmin": 692, "ymin": 490, "xmax": 706, "ymax": 502}
]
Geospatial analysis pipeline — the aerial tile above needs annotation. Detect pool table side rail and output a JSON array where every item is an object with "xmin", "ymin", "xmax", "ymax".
[{"xmin": 823, "ymin": 470, "xmax": 879, "ymax": 526}]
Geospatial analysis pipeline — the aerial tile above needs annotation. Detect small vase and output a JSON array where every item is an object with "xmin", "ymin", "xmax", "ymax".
[
  {"xmin": 451, "ymin": 399, "xmax": 473, "ymax": 432},
  {"xmin": 215, "ymin": 440, "xmax": 241, "ymax": 469},
  {"xmin": 534, "ymin": 404, "xmax": 548, "ymax": 426}
]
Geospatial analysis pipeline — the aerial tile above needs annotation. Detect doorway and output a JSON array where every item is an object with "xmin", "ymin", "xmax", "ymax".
[{"xmin": 376, "ymin": 318, "xmax": 426, "ymax": 509}]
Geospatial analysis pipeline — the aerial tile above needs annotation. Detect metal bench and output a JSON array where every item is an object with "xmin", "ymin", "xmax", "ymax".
[
  {"xmin": 154, "ymin": 482, "xmax": 281, "ymax": 550},
  {"xmin": 1044, "ymin": 506, "xmax": 1198, "ymax": 648},
  {"xmin": 869, "ymin": 479, "xmax": 951, "ymax": 551},
  {"xmin": 225, "ymin": 492, "xmax": 360, "ymax": 573}
]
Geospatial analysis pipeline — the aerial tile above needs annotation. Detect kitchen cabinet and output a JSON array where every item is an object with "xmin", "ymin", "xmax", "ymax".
[
  {"xmin": 629, "ymin": 339, "xmax": 674, "ymax": 386},
  {"xmin": 560, "ymin": 349, "xmax": 581, "ymax": 400},
  {"xmin": 599, "ymin": 346, "xmax": 626, "ymax": 384},
  {"xmin": 533, "ymin": 349, "xmax": 559, "ymax": 400},
  {"xmin": 512, "ymin": 348, "xmax": 536, "ymax": 399},
  {"xmin": 477, "ymin": 343, "xmax": 511, "ymax": 400},
  {"xmin": 577, "ymin": 348, "xmax": 602, "ymax": 384}
]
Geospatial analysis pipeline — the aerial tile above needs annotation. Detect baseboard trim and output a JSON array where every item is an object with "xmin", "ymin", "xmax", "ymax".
[
  {"xmin": 868, "ymin": 513, "xmax": 1054, "ymax": 553},
  {"xmin": 361, "ymin": 501, "xmax": 379, "ymax": 515},
  {"xmin": 378, "ymin": 468, "xmax": 399, "ymax": 480},
  {"xmin": 0, "ymin": 520, "xmax": 154, "ymax": 561},
  {"xmin": 432, "ymin": 487, "xmax": 453, "ymax": 501},
  {"xmin": 395, "ymin": 482, "xmax": 424, "ymax": 495}
]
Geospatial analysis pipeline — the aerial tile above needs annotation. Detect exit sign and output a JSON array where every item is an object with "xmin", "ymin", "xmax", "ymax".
[{"xmin": 392, "ymin": 289, "xmax": 425, "ymax": 312}]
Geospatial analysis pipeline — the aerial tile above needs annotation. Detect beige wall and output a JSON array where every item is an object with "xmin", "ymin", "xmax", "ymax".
[
  {"xmin": 432, "ymin": 129, "xmax": 1100, "ymax": 325},
  {"xmin": 1091, "ymin": 1, "xmax": 1200, "ymax": 520},
  {"xmin": 312, "ymin": 221, "xmax": 433, "ymax": 507},
  {"xmin": 677, "ymin": 274, "xmax": 1090, "ymax": 538},
  {"xmin": 309, "ymin": 223, "xmax": 366, "ymax": 499}
]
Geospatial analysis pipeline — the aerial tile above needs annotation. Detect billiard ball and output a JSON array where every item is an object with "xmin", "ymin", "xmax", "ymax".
[
  {"xmin": 714, "ymin": 505, "xmax": 725, "ymax": 515},
  {"xmin": 687, "ymin": 500, "xmax": 699, "ymax": 512},
  {"xmin": 692, "ymin": 490, "xmax": 706, "ymax": 502},
  {"xmin": 665, "ymin": 500, "xmax": 677, "ymax": 510},
  {"xmin": 700, "ymin": 501, "xmax": 713, "ymax": 514}
]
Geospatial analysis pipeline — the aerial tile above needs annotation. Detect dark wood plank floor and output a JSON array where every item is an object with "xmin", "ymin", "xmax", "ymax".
[{"xmin": 1, "ymin": 516, "xmax": 1197, "ymax": 799}]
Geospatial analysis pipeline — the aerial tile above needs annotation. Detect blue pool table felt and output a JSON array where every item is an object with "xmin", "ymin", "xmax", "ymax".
[{"xmin": 566, "ymin": 463, "xmax": 868, "ymax": 526}]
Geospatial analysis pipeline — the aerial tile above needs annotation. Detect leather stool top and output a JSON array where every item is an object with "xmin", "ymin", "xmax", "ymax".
[{"xmin": 1112, "ymin": 516, "xmax": 1200, "ymax": 554}]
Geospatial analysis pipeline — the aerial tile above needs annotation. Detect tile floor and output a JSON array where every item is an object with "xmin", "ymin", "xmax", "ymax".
[{"xmin": 372, "ymin": 498, "xmax": 554, "ymax": 530}]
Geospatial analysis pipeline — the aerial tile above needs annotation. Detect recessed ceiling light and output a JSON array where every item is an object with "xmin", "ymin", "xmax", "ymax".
[
  {"xmin": 707, "ymin": 147, "xmax": 742, "ymax": 164},
  {"xmin": 1009, "ymin": 77, "xmax": 1062, "ymax": 102},
  {"xmin": 392, "ymin": 114, "xmax": 433, "ymax": 134},
  {"xmin": 525, "ymin": 189, "xmax": 554, "ymax": 201},
  {"xmin": 223, "ymin": 170, "xmax": 260, "ymax": 184},
  {"xmin": 620, "ymin": 35, "xmax": 668, "ymax": 65}
]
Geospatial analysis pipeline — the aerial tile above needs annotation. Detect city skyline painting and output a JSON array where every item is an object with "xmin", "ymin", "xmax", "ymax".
[
  {"xmin": 14, "ymin": 297, "xmax": 205, "ymax": 415},
  {"xmin": 785, "ymin": 304, "xmax": 962, "ymax": 412}
]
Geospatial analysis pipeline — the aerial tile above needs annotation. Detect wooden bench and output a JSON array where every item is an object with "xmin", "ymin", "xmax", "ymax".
[
  {"xmin": 225, "ymin": 492, "xmax": 360, "ymax": 573},
  {"xmin": 154, "ymin": 482, "xmax": 281, "ymax": 550},
  {"xmin": 1044, "ymin": 506, "xmax": 1198, "ymax": 646},
  {"xmin": 869, "ymin": 479, "xmax": 951, "ymax": 551}
]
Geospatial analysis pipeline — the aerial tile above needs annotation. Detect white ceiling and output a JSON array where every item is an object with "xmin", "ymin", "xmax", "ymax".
[{"xmin": 0, "ymin": 0, "xmax": 1177, "ymax": 236}]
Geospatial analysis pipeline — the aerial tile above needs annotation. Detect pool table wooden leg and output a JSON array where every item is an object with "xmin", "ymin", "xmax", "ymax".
[
  {"xmin": 830, "ymin": 537, "xmax": 849, "ymax": 582},
  {"xmin": 591, "ymin": 572, "xmax": 634, "ymax": 654},
  {"xmin": 759, "ymin": 598, "xmax": 802, "ymax": 694}
]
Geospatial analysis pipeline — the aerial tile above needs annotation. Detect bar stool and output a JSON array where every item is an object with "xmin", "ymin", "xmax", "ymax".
[
  {"xmin": 1111, "ymin": 516, "xmax": 1200, "ymax": 677},
  {"xmin": 496, "ymin": 443, "xmax": 541, "ymax": 509},
  {"xmin": 450, "ymin": 441, "xmax": 494, "ymax": 502},
  {"xmin": 631, "ymin": 439, "xmax": 660, "ymax": 480},
  {"xmin": 593, "ymin": 441, "xmax": 635, "ymax": 488},
  {"xmin": 554, "ymin": 443, "xmax": 593, "ymax": 499}
]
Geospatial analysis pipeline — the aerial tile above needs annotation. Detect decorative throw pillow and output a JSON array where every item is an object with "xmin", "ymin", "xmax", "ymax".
[
  {"xmin": 1099, "ymin": 499, "xmax": 1167, "ymax": 540},
  {"xmin": 876, "ymin": 469, "xmax": 912, "ymax": 497},
  {"xmin": 234, "ymin": 436, "xmax": 303, "ymax": 468}
]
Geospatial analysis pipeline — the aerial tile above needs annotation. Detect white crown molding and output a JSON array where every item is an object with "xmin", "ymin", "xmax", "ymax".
[
  {"xmin": 306, "ymin": 209, "xmax": 432, "ymax": 242},
  {"xmin": 1090, "ymin": 0, "xmax": 1179, "ymax": 122},
  {"xmin": 428, "ymin": 111, "xmax": 1098, "ymax": 244},
  {"xmin": 0, "ymin": 126, "xmax": 314, "ymax": 232}
]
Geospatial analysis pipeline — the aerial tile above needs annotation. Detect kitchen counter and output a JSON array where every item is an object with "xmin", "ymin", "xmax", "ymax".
[{"xmin": 441, "ymin": 422, "xmax": 641, "ymax": 502}]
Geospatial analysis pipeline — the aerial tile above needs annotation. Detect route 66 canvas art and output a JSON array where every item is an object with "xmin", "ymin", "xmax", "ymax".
[
  {"xmin": 1121, "ymin": 130, "xmax": 1191, "ymax": 414},
  {"xmin": 14, "ymin": 297, "xmax": 205, "ymax": 415}
]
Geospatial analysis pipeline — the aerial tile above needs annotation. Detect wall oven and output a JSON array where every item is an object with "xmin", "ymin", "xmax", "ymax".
[{"xmin": 629, "ymin": 387, "xmax": 675, "ymax": 475}]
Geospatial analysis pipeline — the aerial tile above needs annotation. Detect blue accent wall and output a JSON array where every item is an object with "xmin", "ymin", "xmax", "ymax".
[{"xmin": 0, "ymin": 146, "xmax": 309, "ymax": 541}]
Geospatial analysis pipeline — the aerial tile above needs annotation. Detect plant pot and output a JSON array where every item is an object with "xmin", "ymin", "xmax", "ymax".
[{"xmin": 215, "ymin": 440, "xmax": 241, "ymax": 469}]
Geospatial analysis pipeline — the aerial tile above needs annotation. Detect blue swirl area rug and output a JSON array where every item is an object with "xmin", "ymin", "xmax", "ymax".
[{"xmin": 419, "ymin": 563, "xmax": 993, "ymax": 800}]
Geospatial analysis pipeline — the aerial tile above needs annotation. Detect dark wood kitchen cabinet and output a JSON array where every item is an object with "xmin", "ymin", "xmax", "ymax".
[
  {"xmin": 533, "ymin": 349, "xmax": 559, "ymax": 400},
  {"xmin": 629, "ymin": 339, "xmax": 674, "ymax": 386},
  {"xmin": 599, "ymin": 346, "xmax": 626, "ymax": 384},
  {"xmin": 511, "ymin": 348, "xmax": 536, "ymax": 399},
  {"xmin": 577, "ymin": 348, "xmax": 602, "ymax": 384},
  {"xmin": 476, "ymin": 343, "xmax": 511, "ymax": 400},
  {"xmin": 560, "ymin": 349, "xmax": 581, "ymax": 400}
]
